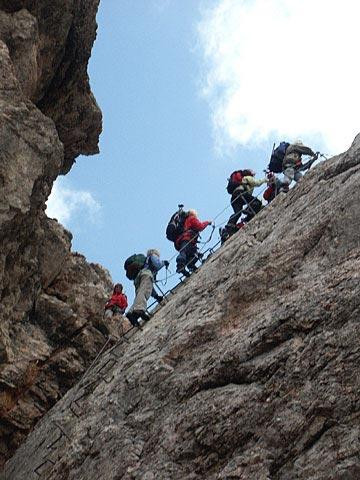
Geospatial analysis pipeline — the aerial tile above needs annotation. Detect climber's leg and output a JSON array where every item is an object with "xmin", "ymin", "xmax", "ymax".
[{"xmin": 131, "ymin": 272, "xmax": 153, "ymax": 314}]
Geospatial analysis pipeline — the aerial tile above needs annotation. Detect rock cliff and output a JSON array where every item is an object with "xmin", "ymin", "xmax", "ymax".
[
  {"xmin": 0, "ymin": 0, "xmax": 119, "ymax": 467},
  {"xmin": 0, "ymin": 0, "xmax": 101, "ymax": 171},
  {"xmin": 1, "ymin": 1, "xmax": 360, "ymax": 478},
  {"xmin": 4, "ymin": 137, "xmax": 360, "ymax": 479}
]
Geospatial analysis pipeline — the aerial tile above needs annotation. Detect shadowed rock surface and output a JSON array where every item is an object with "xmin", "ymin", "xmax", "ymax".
[
  {"xmin": 0, "ymin": 235, "xmax": 129, "ymax": 466},
  {"xmin": 4, "ymin": 137, "xmax": 360, "ymax": 479},
  {"xmin": 0, "ymin": 0, "xmax": 109, "ymax": 466}
]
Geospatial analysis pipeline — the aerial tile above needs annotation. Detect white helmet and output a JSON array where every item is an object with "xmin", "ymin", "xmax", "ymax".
[{"xmin": 147, "ymin": 249, "xmax": 160, "ymax": 257}]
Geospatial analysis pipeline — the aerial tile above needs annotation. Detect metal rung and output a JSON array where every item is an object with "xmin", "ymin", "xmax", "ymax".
[{"xmin": 34, "ymin": 458, "xmax": 55, "ymax": 477}]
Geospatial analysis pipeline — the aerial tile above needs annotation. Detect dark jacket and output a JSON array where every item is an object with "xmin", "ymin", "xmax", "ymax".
[{"xmin": 283, "ymin": 143, "xmax": 315, "ymax": 169}]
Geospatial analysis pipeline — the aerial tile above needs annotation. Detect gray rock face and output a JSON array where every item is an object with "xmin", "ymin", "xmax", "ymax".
[
  {"xmin": 0, "ymin": 0, "xmax": 102, "ymax": 170},
  {"xmin": 0, "ymin": 0, "xmax": 107, "ymax": 466},
  {"xmin": 0, "ymin": 215, "xmax": 130, "ymax": 465},
  {"xmin": 4, "ymin": 138, "xmax": 360, "ymax": 479}
]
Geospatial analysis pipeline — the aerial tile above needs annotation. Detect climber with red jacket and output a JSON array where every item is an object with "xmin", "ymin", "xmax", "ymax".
[
  {"xmin": 225, "ymin": 169, "xmax": 266, "ymax": 229},
  {"xmin": 175, "ymin": 209, "xmax": 212, "ymax": 277},
  {"xmin": 263, "ymin": 171, "xmax": 284, "ymax": 204},
  {"xmin": 104, "ymin": 283, "xmax": 128, "ymax": 318}
]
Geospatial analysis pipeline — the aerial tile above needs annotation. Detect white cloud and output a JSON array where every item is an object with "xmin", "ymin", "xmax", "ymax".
[
  {"xmin": 46, "ymin": 178, "xmax": 101, "ymax": 227},
  {"xmin": 197, "ymin": 0, "xmax": 360, "ymax": 154}
]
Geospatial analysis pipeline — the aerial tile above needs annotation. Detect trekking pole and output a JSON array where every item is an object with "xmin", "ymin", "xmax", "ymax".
[{"xmin": 159, "ymin": 265, "xmax": 169, "ymax": 287}]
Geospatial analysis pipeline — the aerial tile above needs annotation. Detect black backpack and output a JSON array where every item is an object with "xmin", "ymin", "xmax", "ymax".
[
  {"xmin": 268, "ymin": 142, "xmax": 290, "ymax": 173},
  {"xmin": 166, "ymin": 209, "xmax": 187, "ymax": 242}
]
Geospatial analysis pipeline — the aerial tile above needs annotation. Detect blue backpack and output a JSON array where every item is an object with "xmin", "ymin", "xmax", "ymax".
[{"xmin": 268, "ymin": 142, "xmax": 290, "ymax": 173}]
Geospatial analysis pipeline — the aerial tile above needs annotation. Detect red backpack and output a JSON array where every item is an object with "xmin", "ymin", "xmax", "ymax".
[{"xmin": 226, "ymin": 170, "xmax": 243, "ymax": 194}]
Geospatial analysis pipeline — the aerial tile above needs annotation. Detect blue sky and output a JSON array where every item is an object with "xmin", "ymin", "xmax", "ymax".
[{"xmin": 47, "ymin": 0, "xmax": 360, "ymax": 300}]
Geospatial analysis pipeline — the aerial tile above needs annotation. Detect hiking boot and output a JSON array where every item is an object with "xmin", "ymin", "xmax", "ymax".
[
  {"xmin": 134, "ymin": 310, "xmax": 151, "ymax": 322},
  {"xmin": 279, "ymin": 183, "xmax": 289, "ymax": 193},
  {"xmin": 221, "ymin": 233, "xmax": 229, "ymax": 244},
  {"xmin": 188, "ymin": 265, "xmax": 198, "ymax": 273},
  {"xmin": 126, "ymin": 312, "xmax": 141, "ymax": 328},
  {"xmin": 176, "ymin": 265, "xmax": 190, "ymax": 277}
]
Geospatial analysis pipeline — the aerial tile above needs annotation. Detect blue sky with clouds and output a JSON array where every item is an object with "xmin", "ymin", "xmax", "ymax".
[{"xmin": 47, "ymin": 0, "xmax": 360, "ymax": 300}]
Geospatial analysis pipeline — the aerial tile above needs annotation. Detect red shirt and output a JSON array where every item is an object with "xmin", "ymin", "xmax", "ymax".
[
  {"xmin": 105, "ymin": 292, "xmax": 128, "ymax": 310},
  {"xmin": 175, "ymin": 215, "xmax": 211, "ymax": 249}
]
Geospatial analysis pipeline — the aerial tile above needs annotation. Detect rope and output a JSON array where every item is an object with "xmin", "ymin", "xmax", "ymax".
[
  {"xmin": 80, "ymin": 336, "xmax": 113, "ymax": 382},
  {"xmin": 198, "ymin": 224, "xmax": 216, "ymax": 244},
  {"xmin": 159, "ymin": 264, "xmax": 169, "ymax": 286}
]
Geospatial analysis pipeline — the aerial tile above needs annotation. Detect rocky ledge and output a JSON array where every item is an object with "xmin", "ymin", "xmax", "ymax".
[{"xmin": 4, "ymin": 137, "xmax": 360, "ymax": 479}]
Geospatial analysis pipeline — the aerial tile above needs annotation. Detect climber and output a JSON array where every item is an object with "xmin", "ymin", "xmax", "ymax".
[
  {"xmin": 175, "ymin": 209, "xmax": 212, "ymax": 277},
  {"xmin": 263, "ymin": 171, "xmax": 285, "ymax": 204},
  {"xmin": 104, "ymin": 283, "xmax": 128, "ymax": 318},
  {"xmin": 225, "ymin": 169, "xmax": 266, "ymax": 230},
  {"xmin": 126, "ymin": 249, "xmax": 169, "ymax": 327},
  {"xmin": 282, "ymin": 140, "xmax": 318, "ymax": 187}
]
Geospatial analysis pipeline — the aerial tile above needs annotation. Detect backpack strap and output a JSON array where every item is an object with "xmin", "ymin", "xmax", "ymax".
[{"xmin": 143, "ymin": 255, "xmax": 151, "ymax": 270}]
